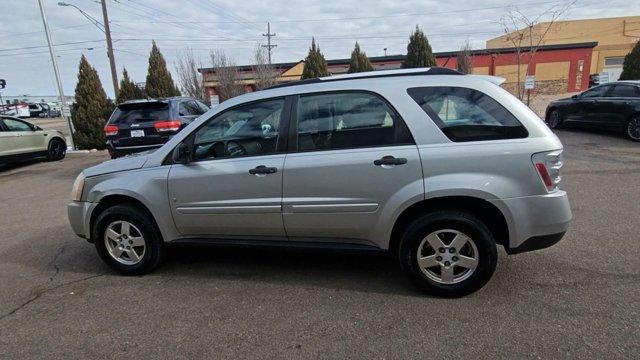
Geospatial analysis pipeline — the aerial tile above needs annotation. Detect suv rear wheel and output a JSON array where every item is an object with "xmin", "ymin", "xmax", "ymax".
[
  {"xmin": 626, "ymin": 116, "xmax": 640, "ymax": 142},
  {"xmin": 399, "ymin": 210, "xmax": 497, "ymax": 297},
  {"xmin": 93, "ymin": 204, "xmax": 165, "ymax": 275}
]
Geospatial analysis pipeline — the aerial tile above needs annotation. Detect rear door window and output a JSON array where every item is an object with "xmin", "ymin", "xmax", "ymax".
[
  {"xmin": 608, "ymin": 85, "xmax": 639, "ymax": 98},
  {"xmin": 295, "ymin": 91, "xmax": 413, "ymax": 152},
  {"xmin": 407, "ymin": 86, "xmax": 528, "ymax": 142},
  {"xmin": 109, "ymin": 102, "xmax": 170, "ymax": 125}
]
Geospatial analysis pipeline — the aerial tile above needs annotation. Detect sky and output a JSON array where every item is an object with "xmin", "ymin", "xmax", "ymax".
[{"xmin": 0, "ymin": 0, "xmax": 638, "ymax": 99}]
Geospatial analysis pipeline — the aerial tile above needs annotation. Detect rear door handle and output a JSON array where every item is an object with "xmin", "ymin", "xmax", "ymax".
[
  {"xmin": 249, "ymin": 165, "xmax": 277, "ymax": 175},
  {"xmin": 374, "ymin": 156, "xmax": 407, "ymax": 166}
]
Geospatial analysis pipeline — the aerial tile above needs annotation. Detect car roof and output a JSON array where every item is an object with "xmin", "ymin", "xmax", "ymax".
[
  {"xmin": 268, "ymin": 67, "xmax": 461, "ymax": 89},
  {"xmin": 119, "ymin": 97, "xmax": 195, "ymax": 106}
]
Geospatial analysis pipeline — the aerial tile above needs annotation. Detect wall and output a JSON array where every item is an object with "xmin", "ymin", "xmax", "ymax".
[{"xmin": 487, "ymin": 16, "xmax": 640, "ymax": 74}]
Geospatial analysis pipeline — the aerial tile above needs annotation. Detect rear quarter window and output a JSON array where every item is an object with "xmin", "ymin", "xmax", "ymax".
[{"xmin": 407, "ymin": 87, "xmax": 528, "ymax": 142}]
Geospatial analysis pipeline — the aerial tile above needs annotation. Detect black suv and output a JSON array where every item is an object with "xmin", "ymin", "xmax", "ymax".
[{"xmin": 105, "ymin": 97, "xmax": 209, "ymax": 158}]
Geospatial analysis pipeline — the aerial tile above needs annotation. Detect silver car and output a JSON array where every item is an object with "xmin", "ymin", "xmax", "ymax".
[{"xmin": 68, "ymin": 68, "xmax": 572, "ymax": 297}]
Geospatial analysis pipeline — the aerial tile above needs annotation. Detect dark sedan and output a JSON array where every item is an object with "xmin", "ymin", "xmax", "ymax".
[{"xmin": 545, "ymin": 81, "xmax": 640, "ymax": 141}]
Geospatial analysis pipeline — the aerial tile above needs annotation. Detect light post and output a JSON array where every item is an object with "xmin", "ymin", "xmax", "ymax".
[
  {"xmin": 37, "ymin": 0, "xmax": 75, "ymax": 149},
  {"xmin": 58, "ymin": 1, "xmax": 118, "ymax": 97}
]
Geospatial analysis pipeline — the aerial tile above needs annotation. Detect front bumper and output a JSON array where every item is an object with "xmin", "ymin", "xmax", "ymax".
[
  {"xmin": 491, "ymin": 190, "xmax": 572, "ymax": 254},
  {"xmin": 67, "ymin": 201, "xmax": 92, "ymax": 239}
]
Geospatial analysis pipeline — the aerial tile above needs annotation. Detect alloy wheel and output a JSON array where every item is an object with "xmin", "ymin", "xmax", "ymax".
[
  {"xmin": 549, "ymin": 110, "xmax": 561, "ymax": 128},
  {"xmin": 50, "ymin": 141, "xmax": 65, "ymax": 159},
  {"xmin": 416, "ymin": 229, "xmax": 479, "ymax": 284},
  {"xmin": 104, "ymin": 220, "xmax": 146, "ymax": 265},
  {"xmin": 627, "ymin": 118, "xmax": 640, "ymax": 141}
]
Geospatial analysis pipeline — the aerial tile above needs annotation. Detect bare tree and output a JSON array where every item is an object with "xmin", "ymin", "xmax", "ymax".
[
  {"xmin": 498, "ymin": 1, "xmax": 575, "ymax": 102},
  {"xmin": 209, "ymin": 50, "xmax": 244, "ymax": 101},
  {"xmin": 252, "ymin": 46, "xmax": 279, "ymax": 90},
  {"xmin": 175, "ymin": 48, "xmax": 204, "ymax": 101},
  {"xmin": 456, "ymin": 40, "xmax": 473, "ymax": 74}
]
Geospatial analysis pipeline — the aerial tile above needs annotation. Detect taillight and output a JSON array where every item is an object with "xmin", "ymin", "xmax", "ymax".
[
  {"xmin": 104, "ymin": 124, "xmax": 118, "ymax": 136},
  {"xmin": 154, "ymin": 120, "xmax": 181, "ymax": 132},
  {"xmin": 532, "ymin": 150, "xmax": 563, "ymax": 192}
]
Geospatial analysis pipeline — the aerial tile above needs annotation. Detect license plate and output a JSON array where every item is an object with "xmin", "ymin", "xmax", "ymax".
[{"xmin": 130, "ymin": 130, "xmax": 145, "ymax": 137}]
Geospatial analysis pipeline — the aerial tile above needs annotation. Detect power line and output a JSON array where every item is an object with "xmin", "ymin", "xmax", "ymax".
[
  {"xmin": 110, "ymin": 0, "xmax": 573, "ymax": 25},
  {"xmin": 0, "ymin": 39, "xmax": 105, "ymax": 53}
]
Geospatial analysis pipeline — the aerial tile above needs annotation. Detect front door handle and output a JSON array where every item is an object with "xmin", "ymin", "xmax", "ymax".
[
  {"xmin": 374, "ymin": 156, "xmax": 407, "ymax": 166},
  {"xmin": 249, "ymin": 165, "xmax": 277, "ymax": 175}
]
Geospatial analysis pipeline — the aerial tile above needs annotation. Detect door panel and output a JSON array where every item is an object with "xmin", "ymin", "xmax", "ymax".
[
  {"xmin": 0, "ymin": 131, "xmax": 17, "ymax": 157},
  {"xmin": 282, "ymin": 145, "xmax": 422, "ymax": 241},
  {"xmin": 168, "ymin": 155, "xmax": 286, "ymax": 236}
]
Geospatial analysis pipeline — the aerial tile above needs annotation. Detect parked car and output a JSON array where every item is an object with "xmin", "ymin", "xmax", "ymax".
[
  {"xmin": 105, "ymin": 97, "xmax": 209, "ymax": 158},
  {"xmin": 68, "ymin": 68, "xmax": 571, "ymax": 297},
  {"xmin": 28, "ymin": 103, "xmax": 54, "ymax": 118},
  {"xmin": 0, "ymin": 115, "xmax": 66, "ymax": 163},
  {"xmin": 545, "ymin": 80, "xmax": 640, "ymax": 141}
]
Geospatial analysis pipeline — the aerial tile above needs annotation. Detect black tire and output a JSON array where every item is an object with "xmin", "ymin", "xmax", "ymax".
[
  {"xmin": 93, "ymin": 204, "xmax": 165, "ymax": 275},
  {"xmin": 46, "ymin": 138, "xmax": 66, "ymax": 161},
  {"xmin": 548, "ymin": 109, "xmax": 563, "ymax": 129},
  {"xmin": 398, "ymin": 210, "xmax": 497, "ymax": 297},
  {"xmin": 626, "ymin": 116, "xmax": 640, "ymax": 142}
]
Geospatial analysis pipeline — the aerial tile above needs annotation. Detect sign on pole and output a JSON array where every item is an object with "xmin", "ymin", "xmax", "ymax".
[
  {"xmin": 524, "ymin": 75, "xmax": 535, "ymax": 90},
  {"xmin": 62, "ymin": 105, "xmax": 71, "ymax": 118}
]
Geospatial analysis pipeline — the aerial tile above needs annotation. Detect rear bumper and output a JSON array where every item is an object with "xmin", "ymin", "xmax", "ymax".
[
  {"xmin": 491, "ymin": 190, "xmax": 572, "ymax": 254},
  {"xmin": 107, "ymin": 143, "xmax": 162, "ymax": 158}
]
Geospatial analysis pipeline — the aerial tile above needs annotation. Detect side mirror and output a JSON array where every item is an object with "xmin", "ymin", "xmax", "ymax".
[
  {"xmin": 571, "ymin": 94, "xmax": 579, "ymax": 99},
  {"xmin": 172, "ymin": 143, "xmax": 191, "ymax": 164}
]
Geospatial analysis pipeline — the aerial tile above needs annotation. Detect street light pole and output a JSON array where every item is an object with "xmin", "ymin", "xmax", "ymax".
[
  {"xmin": 37, "ymin": 0, "xmax": 75, "ymax": 150},
  {"xmin": 100, "ymin": 0, "xmax": 119, "ymax": 97},
  {"xmin": 58, "ymin": 1, "xmax": 118, "ymax": 97}
]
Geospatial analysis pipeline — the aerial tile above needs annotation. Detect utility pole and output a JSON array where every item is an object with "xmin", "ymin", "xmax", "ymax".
[
  {"xmin": 100, "ymin": 0, "xmax": 119, "ymax": 97},
  {"xmin": 261, "ymin": 22, "xmax": 276, "ymax": 64},
  {"xmin": 37, "ymin": 0, "xmax": 75, "ymax": 150}
]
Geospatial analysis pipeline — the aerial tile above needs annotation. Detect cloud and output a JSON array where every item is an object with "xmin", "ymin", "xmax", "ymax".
[{"xmin": 0, "ymin": 0, "xmax": 637, "ymax": 98}]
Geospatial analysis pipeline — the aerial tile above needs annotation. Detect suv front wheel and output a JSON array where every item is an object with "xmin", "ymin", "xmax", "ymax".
[
  {"xmin": 399, "ymin": 210, "xmax": 497, "ymax": 297},
  {"xmin": 93, "ymin": 204, "xmax": 165, "ymax": 275}
]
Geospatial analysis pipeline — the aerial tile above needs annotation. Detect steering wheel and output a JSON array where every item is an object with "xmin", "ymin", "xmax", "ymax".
[{"xmin": 225, "ymin": 140, "xmax": 246, "ymax": 157}]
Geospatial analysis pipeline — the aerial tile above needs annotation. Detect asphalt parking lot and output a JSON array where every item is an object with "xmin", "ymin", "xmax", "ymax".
[{"xmin": 0, "ymin": 129, "xmax": 638, "ymax": 359}]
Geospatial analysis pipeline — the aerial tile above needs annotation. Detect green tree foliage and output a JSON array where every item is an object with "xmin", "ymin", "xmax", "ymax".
[
  {"xmin": 145, "ymin": 40, "xmax": 181, "ymax": 98},
  {"xmin": 619, "ymin": 39, "xmax": 640, "ymax": 80},
  {"xmin": 348, "ymin": 42, "xmax": 374, "ymax": 73},
  {"xmin": 71, "ymin": 55, "xmax": 114, "ymax": 150},
  {"xmin": 402, "ymin": 25, "xmax": 436, "ymax": 68},
  {"xmin": 301, "ymin": 38, "xmax": 330, "ymax": 79},
  {"xmin": 116, "ymin": 67, "xmax": 145, "ymax": 104}
]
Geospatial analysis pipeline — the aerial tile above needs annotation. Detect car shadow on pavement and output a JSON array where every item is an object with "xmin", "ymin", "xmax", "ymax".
[
  {"xmin": 0, "ymin": 158, "xmax": 42, "ymax": 173},
  {"xmin": 157, "ymin": 245, "xmax": 422, "ymax": 296}
]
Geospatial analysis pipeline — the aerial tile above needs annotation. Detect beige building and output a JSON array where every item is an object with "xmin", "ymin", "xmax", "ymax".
[{"xmin": 487, "ymin": 16, "xmax": 640, "ymax": 81}]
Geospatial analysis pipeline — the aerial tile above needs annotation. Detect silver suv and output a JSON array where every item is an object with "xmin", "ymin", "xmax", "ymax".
[{"xmin": 68, "ymin": 68, "xmax": 572, "ymax": 297}]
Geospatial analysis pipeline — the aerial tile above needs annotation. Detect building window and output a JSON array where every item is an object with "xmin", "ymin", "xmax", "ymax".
[{"xmin": 604, "ymin": 57, "xmax": 624, "ymax": 67}]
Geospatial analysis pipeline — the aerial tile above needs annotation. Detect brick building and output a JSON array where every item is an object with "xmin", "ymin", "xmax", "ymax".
[{"xmin": 199, "ymin": 16, "xmax": 640, "ymax": 102}]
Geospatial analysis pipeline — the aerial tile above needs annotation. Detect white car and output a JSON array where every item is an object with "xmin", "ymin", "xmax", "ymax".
[{"xmin": 0, "ymin": 115, "xmax": 66, "ymax": 164}]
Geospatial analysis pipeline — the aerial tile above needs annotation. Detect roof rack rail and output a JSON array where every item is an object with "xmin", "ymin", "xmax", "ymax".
[{"xmin": 267, "ymin": 67, "xmax": 461, "ymax": 90}]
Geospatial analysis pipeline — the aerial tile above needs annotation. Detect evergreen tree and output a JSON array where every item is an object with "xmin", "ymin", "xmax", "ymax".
[
  {"xmin": 348, "ymin": 42, "xmax": 374, "ymax": 73},
  {"xmin": 402, "ymin": 25, "xmax": 436, "ymax": 68},
  {"xmin": 72, "ymin": 55, "xmax": 114, "ymax": 150},
  {"xmin": 145, "ymin": 40, "xmax": 181, "ymax": 97},
  {"xmin": 116, "ymin": 67, "xmax": 145, "ymax": 104},
  {"xmin": 301, "ymin": 38, "xmax": 330, "ymax": 79},
  {"xmin": 619, "ymin": 39, "xmax": 640, "ymax": 80}
]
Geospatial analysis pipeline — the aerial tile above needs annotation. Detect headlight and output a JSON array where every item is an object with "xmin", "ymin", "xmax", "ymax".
[{"xmin": 71, "ymin": 172, "xmax": 85, "ymax": 201}]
